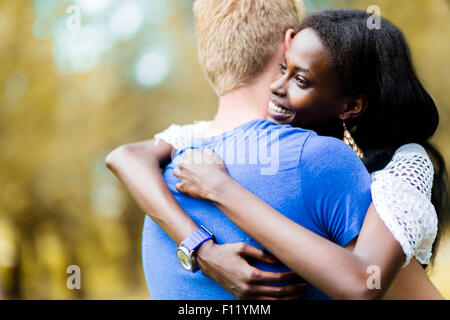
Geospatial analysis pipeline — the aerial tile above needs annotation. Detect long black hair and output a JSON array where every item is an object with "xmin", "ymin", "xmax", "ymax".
[{"xmin": 299, "ymin": 9, "xmax": 448, "ymax": 267}]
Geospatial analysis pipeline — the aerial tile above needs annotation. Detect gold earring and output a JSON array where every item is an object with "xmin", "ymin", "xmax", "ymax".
[{"xmin": 343, "ymin": 121, "xmax": 364, "ymax": 159}]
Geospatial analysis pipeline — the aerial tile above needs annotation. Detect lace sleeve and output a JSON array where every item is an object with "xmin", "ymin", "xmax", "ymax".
[
  {"xmin": 154, "ymin": 121, "xmax": 212, "ymax": 150},
  {"xmin": 370, "ymin": 143, "xmax": 437, "ymax": 267}
]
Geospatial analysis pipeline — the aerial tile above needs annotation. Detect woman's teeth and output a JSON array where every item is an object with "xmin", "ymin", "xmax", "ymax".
[{"xmin": 269, "ymin": 101, "xmax": 294, "ymax": 115}]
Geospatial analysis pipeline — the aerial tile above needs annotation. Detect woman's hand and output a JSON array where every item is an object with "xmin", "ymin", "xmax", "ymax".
[
  {"xmin": 197, "ymin": 240, "xmax": 307, "ymax": 300},
  {"xmin": 175, "ymin": 149, "xmax": 307, "ymax": 299},
  {"xmin": 174, "ymin": 148, "xmax": 230, "ymax": 200}
]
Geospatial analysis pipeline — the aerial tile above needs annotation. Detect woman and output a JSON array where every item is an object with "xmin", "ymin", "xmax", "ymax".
[
  {"xmin": 107, "ymin": 9, "xmax": 446, "ymax": 299},
  {"xmin": 166, "ymin": 10, "xmax": 447, "ymax": 299}
]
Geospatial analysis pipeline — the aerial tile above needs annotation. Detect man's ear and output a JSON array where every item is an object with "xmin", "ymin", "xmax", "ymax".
[
  {"xmin": 339, "ymin": 95, "xmax": 368, "ymax": 120},
  {"xmin": 284, "ymin": 29, "xmax": 296, "ymax": 51}
]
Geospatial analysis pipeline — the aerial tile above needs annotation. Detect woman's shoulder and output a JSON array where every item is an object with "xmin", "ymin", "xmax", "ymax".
[
  {"xmin": 393, "ymin": 143, "xmax": 429, "ymax": 160},
  {"xmin": 370, "ymin": 143, "xmax": 437, "ymax": 267},
  {"xmin": 372, "ymin": 143, "xmax": 434, "ymax": 200}
]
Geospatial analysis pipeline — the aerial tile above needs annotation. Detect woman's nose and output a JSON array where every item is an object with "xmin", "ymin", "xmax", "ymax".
[{"xmin": 270, "ymin": 75, "xmax": 287, "ymax": 97}]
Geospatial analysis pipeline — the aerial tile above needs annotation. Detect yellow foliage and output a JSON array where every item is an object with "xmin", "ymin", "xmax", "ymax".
[{"xmin": 0, "ymin": 0, "xmax": 448, "ymax": 299}]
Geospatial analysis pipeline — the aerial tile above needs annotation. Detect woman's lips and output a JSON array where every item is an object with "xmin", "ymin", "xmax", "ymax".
[
  {"xmin": 267, "ymin": 100, "xmax": 295, "ymax": 124},
  {"xmin": 268, "ymin": 100, "xmax": 294, "ymax": 114}
]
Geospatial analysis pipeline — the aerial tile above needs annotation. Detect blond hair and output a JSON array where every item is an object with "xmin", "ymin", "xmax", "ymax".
[{"xmin": 193, "ymin": 0, "xmax": 305, "ymax": 95}]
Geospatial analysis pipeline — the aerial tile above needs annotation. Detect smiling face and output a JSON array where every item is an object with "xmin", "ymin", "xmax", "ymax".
[{"xmin": 267, "ymin": 28, "xmax": 345, "ymax": 130}]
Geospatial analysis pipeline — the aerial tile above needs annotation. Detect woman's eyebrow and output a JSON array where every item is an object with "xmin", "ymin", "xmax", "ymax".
[
  {"xmin": 284, "ymin": 55, "xmax": 311, "ymax": 75},
  {"xmin": 294, "ymin": 66, "xmax": 311, "ymax": 74}
]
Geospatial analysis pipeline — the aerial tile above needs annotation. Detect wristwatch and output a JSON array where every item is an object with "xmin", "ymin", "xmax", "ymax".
[{"xmin": 176, "ymin": 225, "xmax": 215, "ymax": 272}]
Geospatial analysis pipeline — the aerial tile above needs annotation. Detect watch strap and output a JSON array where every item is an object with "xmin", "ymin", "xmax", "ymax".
[{"xmin": 181, "ymin": 226, "xmax": 214, "ymax": 252}]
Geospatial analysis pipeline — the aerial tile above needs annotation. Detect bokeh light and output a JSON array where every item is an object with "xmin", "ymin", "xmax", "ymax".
[
  {"xmin": 108, "ymin": 2, "xmax": 144, "ymax": 40},
  {"xmin": 75, "ymin": 0, "xmax": 112, "ymax": 16},
  {"xmin": 0, "ymin": 0, "xmax": 448, "ymax": 300},
  {"xmin": 133, "ymin": 47, "xmax": 171, "ymax": 87}
]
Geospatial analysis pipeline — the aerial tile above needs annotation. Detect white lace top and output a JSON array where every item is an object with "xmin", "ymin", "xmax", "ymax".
[
  {"xmin": 155, "ymin": 122, "xmax": 437, "ymax": 267},
  {"xmin": 154, "ymin": 121, "xmax": 212, "ymax": 150},
  {"xmin": 370, "ymin": 143, "xmax": 437, "ymax": 266}
]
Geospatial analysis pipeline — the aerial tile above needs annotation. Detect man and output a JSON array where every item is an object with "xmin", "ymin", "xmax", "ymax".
[{"xmin": 106, "ymin": 0, "xmax": 370, "ymax": 300}]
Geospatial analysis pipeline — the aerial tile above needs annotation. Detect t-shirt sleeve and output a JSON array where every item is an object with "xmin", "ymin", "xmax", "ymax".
[{"xmin": 299, "ymin": 134, "xmax": 372, "ymax": 246}]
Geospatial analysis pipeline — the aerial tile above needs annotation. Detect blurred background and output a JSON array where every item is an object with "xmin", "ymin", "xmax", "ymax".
[{"xmin": 0, "ymin": 0, "xmax": 449, "ymax": 299}]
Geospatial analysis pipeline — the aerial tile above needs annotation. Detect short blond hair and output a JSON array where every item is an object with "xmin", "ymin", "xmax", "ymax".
[{"xmin": 193, "ymin": 0, "xmax": 305, "ymax": 95}]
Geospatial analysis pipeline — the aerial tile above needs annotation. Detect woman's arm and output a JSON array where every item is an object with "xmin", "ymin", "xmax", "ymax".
[
  {"xmin": 106, "ymin": 140, "xmax": 197, "ymax": 244},
  {"xmin": 174, "ymin": 149, "xmax": 443, "ymax": 300},
  {"xmin": 105, "ymin": 140, "xmax": 306, "ymax": 299},
  {"xmin": 383, "ymin": 258, "xmax": 444, "ymax": 300}
]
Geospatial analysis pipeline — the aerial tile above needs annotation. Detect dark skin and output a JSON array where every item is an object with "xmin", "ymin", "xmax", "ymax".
[
  {"xmin": 105, "ymin": 30, "xmax": 308, "ymax": 299},
  {"xmin": 173, "ymin": 29, "xmax": 443, "ymax": 299},
  {"xmin": 105, "ymin": 140, "xmax": 306, "ymax": 300},
  {"xmin": 106, "ymin": 28, "xmax": 443, "ymax": 300},
  {"xmin": 267, "ymin": 28, "xmax": 343, "ymax": 128},
  {"xmin": 267, "ymin": 28, "xmax": 366, "ymax": 133}
]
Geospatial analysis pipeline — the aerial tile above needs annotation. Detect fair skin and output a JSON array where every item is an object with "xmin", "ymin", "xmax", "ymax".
[
  {"xmin": 107, "ymin": 139, "xmax": 443, "ymax": 300},
  {"xmin": 106, "ymin": 29, "xmax": 443, "ymax": 300},
  {"xmin": 172, "ymin": 29, "xmax": 443, "ymax": 299},
  {"xmin": 106, "ymin": 36, "xmax": 308, "ymax": 300}
]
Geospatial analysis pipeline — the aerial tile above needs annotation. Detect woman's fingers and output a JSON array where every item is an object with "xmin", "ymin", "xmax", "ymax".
[
  {"xmin": 173, "ymin": 166, "xmax": 183, "ymax": 178},
  {"xmin": 204, "ymin": 148, "xmax": 223, "ymax": 164},
  {"xmin": 237, "ymin": 243, "xmax": 278, "ymax": 264},
  {"xmin": 245, "ymin": 283, "xmax": 308, "ymax": 299},
  {"xmin": 181, "ymin": 148, "xmax": 222, "ymax": 165},
  {"xmin": 232, "ymin": 243, "xmax": 303, "ymax": 284},
  {"xmin": 248, "ymin": 268, "xmax": 301, "ymax": 284},
  {"xmin": 183, "ymin": 148, "xmax": 207, "ymax": 164}
]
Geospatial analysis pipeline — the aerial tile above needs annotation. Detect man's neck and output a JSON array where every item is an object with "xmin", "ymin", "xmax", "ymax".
[{"xmin": 203, "ymin": 80, "xmax": 271, "ymax": 137}]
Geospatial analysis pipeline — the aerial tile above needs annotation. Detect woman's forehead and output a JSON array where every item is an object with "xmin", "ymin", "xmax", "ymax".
[{"xmin": 286, "ymin": 28, "xmax": 331, "ymax": 76}]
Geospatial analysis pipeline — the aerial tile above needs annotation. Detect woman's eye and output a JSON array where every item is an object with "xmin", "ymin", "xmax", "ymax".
[
  {"xmin": 280, "ymin": 63, "xmax": 287, "ymax": 74},
  {"xmin": 295, "ymin": 76, "xmax": 308, "ymax": 87}
]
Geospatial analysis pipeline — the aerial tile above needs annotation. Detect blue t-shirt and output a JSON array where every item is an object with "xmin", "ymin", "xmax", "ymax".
[{"xmin": 142, "ymin": 119, "xmax": 372, "ymax": 299}]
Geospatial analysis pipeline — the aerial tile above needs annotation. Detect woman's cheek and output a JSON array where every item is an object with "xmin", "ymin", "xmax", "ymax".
[{"xmin": 290, "ymin": 90, "xmax": 318, "ymax": 115}]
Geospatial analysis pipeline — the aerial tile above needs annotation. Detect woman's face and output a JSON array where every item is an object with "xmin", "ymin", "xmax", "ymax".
[{"xmin": 267, "ymin": 28, "xmax": 344, "ymax": 130}]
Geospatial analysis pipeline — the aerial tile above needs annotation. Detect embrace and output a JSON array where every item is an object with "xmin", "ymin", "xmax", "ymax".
[{"xmin": 106, "ymin": 0, "xmax": 447, "ymax": 300}]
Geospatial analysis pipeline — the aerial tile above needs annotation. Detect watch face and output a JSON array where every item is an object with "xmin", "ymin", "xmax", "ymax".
[{"xmin": 176, "ymin": 247, "xmax": 192, "ymax": 271}]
